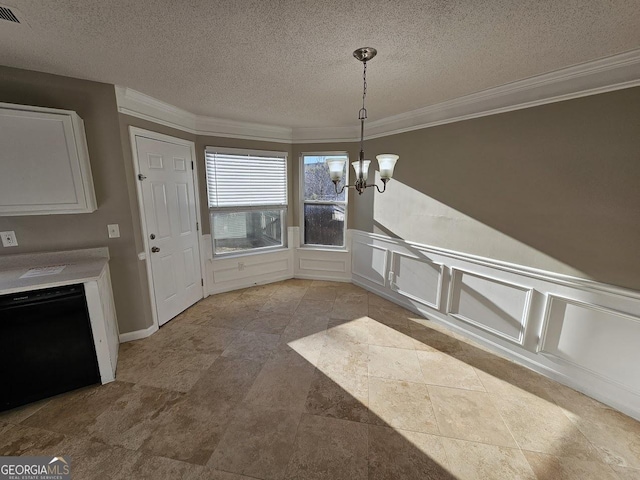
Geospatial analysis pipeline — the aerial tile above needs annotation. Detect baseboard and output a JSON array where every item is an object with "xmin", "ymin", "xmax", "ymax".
[
  {"xmin": 294, "ymin": 273, "xmax": 351, "ymax": 282},
  {"xmin": 208, "ymin": 272, "xmax": 294, "ymax": 295},
  {"xmin": 119, "ymin": 323, "xmax": 158, "ymax": 343}
]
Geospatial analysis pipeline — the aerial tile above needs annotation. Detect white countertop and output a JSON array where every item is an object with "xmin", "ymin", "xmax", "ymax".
[{"xmin": 0, "ymin": 247, "xmax": 109, "ymax": 295}]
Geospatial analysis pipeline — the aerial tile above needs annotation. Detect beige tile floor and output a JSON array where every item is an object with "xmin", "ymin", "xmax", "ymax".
[{"xmin": 2, "ymin": 279, "xmax": 639, "ymax": 479}]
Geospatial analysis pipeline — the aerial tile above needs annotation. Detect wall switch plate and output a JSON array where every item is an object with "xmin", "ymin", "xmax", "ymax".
[
  {"xmin": 107, "ymin": 224, "xmax": 120, "ymax": 238},
  {"xmin": 0, "ymin": 231, "xmax": 18, "ymax": 247}
]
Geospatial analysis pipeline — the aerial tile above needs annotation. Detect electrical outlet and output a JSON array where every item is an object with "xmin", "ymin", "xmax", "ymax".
[
  {"xmin": 238, "ymin": 262, "xmax": 245, "ymax": 271},
  {"xmin": 0, "ymin": 231, "xmax": 18, "ymax": 247},
  {"xmin": 107, "ymin": 224, "xmax": 120, "ymax": 238}
]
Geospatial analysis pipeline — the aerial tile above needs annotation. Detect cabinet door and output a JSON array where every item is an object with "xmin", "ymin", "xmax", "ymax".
[{"xmin": 0, "ymin": 105, "xmax": 96, "ymax": 215}]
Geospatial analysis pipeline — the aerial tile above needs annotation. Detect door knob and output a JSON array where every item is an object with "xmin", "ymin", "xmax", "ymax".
[{"xmin": 151, "ymin": 246, "xmax": 160, "ymax": 253}]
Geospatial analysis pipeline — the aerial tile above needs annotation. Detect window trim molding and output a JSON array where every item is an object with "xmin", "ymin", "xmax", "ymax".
[
  {"xmin": 299, "ymin": 151, "xmax": 349, "ymax": 250},
  {"xmin": 206, "ymin": 146, "xmax": 289, "ymax": 258},
  {"xmin": 205, "ymin": 146, "xmax": 288, "ymax": 158}
]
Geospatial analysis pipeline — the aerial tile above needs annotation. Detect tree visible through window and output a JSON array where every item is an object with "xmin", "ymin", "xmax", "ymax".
[{"xmin": 302, "ymin": 154, "xmax": 347, "ymax": 247}]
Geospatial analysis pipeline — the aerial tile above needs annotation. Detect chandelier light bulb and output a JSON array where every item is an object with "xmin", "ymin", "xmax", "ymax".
[
  {"xmin": 352, "ymin": 160, "xmax": 371, "ymax": 182},
  {"xmin": 326, "ymin": 157, "xmax": 346, "ymax": 181},
  {"xmin": 376, "ymin": 154, "xmax": 399, "ymax": 180}
]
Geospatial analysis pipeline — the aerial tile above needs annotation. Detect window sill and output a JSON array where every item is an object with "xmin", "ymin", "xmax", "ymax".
[
  {"xmin": 212, "ymin": 246, "xmax": 289, "ymax": 261},
  {"xmin": 296, "ymin": 246, "xmax": 349, "ymax": 253}
]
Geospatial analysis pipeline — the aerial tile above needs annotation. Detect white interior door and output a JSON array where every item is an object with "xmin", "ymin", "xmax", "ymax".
[{"xmin": 135, "ymin": 135, "xmax": 203, "ymax": 326}]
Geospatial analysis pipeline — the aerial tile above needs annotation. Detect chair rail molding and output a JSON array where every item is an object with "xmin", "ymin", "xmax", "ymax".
[{"xmin": 115, "ymin": 47, "xmax": 640, "ymax": 144}]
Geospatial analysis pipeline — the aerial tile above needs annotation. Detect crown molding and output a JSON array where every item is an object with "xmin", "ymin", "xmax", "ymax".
[
  {"xmin": 115, "ymin": 86, "xmax": 293, "ymax": 143},
  {"xmin": 195, "ymin": 115, "xmax": 292, "ymax": 143},
  {"xmin": 115, "ymin": 85, "xmax": 198, "ymax": 132},
  {"xmin": 116, "ymin": 48, "xmax": 640, "ymax": 144},
  {"xmin": 289, "ymin": 126, "xmax": 358, "ymax": 144},
  {"xmin": 361, "ymin": 48, "xmax": 640, "ymax": 139}
]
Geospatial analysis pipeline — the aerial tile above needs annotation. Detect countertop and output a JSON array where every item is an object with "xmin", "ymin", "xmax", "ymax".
[{"xmin": 0, "ymin": 247, "xmax": 109, "ymax": 295}]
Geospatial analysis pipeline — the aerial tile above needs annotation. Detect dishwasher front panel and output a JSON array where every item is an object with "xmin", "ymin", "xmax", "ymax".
[{"xmin": 0, "ymin": 284, "xmax": 101, "ymax": 411}]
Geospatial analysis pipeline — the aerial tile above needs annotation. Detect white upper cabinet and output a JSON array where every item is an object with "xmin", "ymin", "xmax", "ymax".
[{"xmin": 0, "ymin": 102, "xmax": 97, "ymax": 215}]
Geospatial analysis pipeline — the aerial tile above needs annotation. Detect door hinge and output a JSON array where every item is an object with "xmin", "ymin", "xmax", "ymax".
[
  {"xmin": 201, "ymin": 278, "xmax": 204, "ymax": 286},
  {"xmin": 137, "ymin": 174, "xmax": 147, "ymax": 181},
  {"xmin": 196, "ymin": 222, "xmax": 199, "ymax": 231},
  {"xmin": 191, "ymin": 161, "xmax": 194, "ymax": 170}
]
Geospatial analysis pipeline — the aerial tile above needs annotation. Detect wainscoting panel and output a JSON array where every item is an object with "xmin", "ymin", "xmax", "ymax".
[
  {"xmin": 350, "ymin": 230, "xmax": 640, "ymax": 420},
  {"xmin": 294, "ymin": 227, "xmax": 352, "ymax": 282},
  {"xmin": 203, "ymin": 230, "xmax": 295, "ymax": 295},
  {"xmin": 540, "ymin": 295, "xmax": 640, "ymax": 394},
  {"xmin": 213, "ymin": 257, "xmax": 290, "ymax": 283},
  {"xmin": 352, "ymin": 240, "xmax": 388, "ymax": 287},
  {"xmin": 448, "ymin": 269, "xmax": 532, "ymax": 345},
  {"xmin": 390, "ymin": 251, "xmax": 443, "ymax": 310}
]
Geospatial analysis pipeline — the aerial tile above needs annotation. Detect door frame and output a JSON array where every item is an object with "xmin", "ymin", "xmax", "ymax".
[{"xmin": 129, "ymin": 126, "xmax": 207, "ymax": 332}]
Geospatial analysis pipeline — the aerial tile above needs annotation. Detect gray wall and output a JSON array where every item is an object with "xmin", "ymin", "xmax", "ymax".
[
  {"xmin": 3, "ymin": 64, "xmax": 638, "ymax": 338},
  {"xmin": 364, "ymin": 87, "xmax": 640, "ymax": 290},
  {"xmin": 0, "ymin": 66, "xmax": 150, "ymax": 334}
]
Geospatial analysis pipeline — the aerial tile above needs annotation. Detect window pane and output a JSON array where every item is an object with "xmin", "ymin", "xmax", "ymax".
[
  {"xmin": 212, "ymin": 209, "xmax": 284, "ymax": 254},
  {"xmin": 304, "ymin": 156, "xmax": 346, "ymax": 202},
  {"xmin": 304, "ymin": 204, "xmax": 345, "ymax": 246}
]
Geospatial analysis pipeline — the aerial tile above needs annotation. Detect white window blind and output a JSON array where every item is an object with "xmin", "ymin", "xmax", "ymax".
[{"xmin": 205, "ymin": 150, "xmax": 287, "ymax": 208}]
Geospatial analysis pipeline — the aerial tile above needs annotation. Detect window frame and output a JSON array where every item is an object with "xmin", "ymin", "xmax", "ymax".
[
  {"xmin": 299, "ymin": 151, "xmax": 349, "ymax": 250},
  {"xmin": 205, "ymin": 146, "xmax": 289, "ymax": 258}
]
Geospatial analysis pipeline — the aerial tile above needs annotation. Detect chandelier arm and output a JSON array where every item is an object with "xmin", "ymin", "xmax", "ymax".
[
  {"xmin": 371, "ymin": 181, "xmax": 387, "ymax": 194},
  {"xmin": 333, "ymin": 182, "xmax": 347, "ymax": 195}
]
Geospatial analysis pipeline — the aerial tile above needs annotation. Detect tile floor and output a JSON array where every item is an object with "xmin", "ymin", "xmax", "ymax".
[{"xmin": 1, "ymin": 279, "xmax": 639, "ymax": 479}]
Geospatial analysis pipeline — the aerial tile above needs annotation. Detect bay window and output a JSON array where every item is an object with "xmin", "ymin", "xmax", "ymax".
[
  {"xmin": 205, "ymin": 148, "xmax": 287, "ymax": 256},
  {"xmin": 301, "ymin": 153, "xmax": 348, "ymax": 247}
]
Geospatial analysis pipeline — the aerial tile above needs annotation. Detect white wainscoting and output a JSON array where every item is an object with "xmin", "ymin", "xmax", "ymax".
[
  {"xmin": 539, "ymin": 295, "xmax": 640, "ymax": 394},
  {"xmin": 351, "ymin": 230, "xmax": 640, "ymax": 420},
  {"xmin": 390, "ymin": 251, "xmax": 443, "ymax": 310},
  {"xmin": 294, "ymin": 228, "xmax": 352, "ymax": 282},
  {"xmin": 352, "ymin": 239, "xmax": 388, "ymax": 287},
  {"xmin": 447, "ymin": 268, "xmax": 533, "ymax": 346},
  {"xmin": 203, "ymin": 229, "xmax": 295, "ymax": 295}
]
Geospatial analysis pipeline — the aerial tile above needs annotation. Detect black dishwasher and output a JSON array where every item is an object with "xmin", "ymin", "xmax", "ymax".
[{"xmin": 0, "ymin": 284, "xmax": 100, "ymax": 411}]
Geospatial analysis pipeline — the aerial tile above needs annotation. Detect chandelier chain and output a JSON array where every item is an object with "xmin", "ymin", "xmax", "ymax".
[
  {"xmin": 362, "ymin": 61, "xmax": 367, "ymax": 112},
  {"xmin": 359, "ymin": 61, "xmax": 368, "ymax": 120}
]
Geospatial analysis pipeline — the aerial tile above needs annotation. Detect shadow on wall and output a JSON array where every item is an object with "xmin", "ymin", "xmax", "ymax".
[
  {"xmin": 371, "ymin": 178, "xmax": 579, "ymax": 276},
  {"xmin": 363, "ymin": 87, "xmax": 640, "ymax": 291}
]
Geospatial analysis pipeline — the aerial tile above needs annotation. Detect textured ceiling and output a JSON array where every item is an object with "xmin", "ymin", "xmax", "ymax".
[{"xmin": 1, "ymin": 1, "xmax": 639, "ymax": 128}]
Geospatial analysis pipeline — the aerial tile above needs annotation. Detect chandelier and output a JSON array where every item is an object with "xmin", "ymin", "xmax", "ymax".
[{"xmin": 327, "ymin": 47, "xmax": 399, "ymax": 195}]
